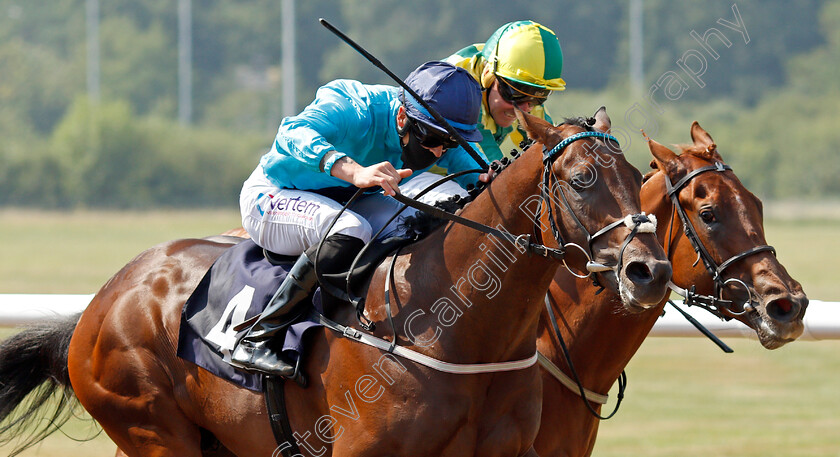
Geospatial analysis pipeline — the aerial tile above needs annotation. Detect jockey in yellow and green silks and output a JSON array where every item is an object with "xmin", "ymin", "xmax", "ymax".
[{"xmin": 444, "ymin": 20, "xmax": 566, "ymax": 162}]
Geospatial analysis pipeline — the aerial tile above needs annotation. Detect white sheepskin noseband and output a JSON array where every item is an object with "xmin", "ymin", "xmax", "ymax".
[{"xmin": 624, "ymin": 213, "xmax": 657, "ymax": 233}]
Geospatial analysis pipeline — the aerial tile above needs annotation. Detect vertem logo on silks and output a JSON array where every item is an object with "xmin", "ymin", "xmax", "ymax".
[{"xmin": 257, "ymin": 193, "xmax": 322, "ymax": 217}]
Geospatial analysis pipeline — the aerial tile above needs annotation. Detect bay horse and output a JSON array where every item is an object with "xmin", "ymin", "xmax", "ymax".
[
  {"xmin": 532, "ymin": 122, "xmax": 809, "ymax": 457},
  {"xmin": 0, "ymin": 108, "xmax": 671, "ymax": 457}
]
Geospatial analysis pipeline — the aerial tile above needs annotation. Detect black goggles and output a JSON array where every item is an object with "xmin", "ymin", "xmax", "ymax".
[
  {"xmin": 497, "ymin": 76, "xmax": 550, "ymax": 106},
  {"xmin": 408, "ymin": 118, "xmax": 460, "ymax": 150}
]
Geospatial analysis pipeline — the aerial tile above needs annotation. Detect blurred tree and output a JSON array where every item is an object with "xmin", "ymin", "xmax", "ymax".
[
  {"xmin": 0, "ymin": 0, "xmax": 838, "ymax": 207},
  {"xmin": 314, "ymin": 0, "xmax": 623, "ymax": 91},
  {"xmin": 625, "ymin": 0, "xmax": 824, "ymax": 105},
  {"xmin": 0, "ymin": 1, "xmax": 85, "ymax": 56},
  {"xmin": 47, "ymin": 96, "xmax": 264, "ymax": 207},
  {"xmin": 0, "ymin": 39, "xmax": 81, "ymax": 133},
  {"xmin": 319, "ymin": 0, "xmax": 462, "ymax": 85},
  {"xmin": 98, "ymin": 17, "xmax": 177, "ymax": 117},
  {"xmin": 0, "ymin": 115, "xmax": 57, "ymax": 206},
  {"xmin": 786, "ymin": 0, "xmax": 840, "ymax": 95},
  {"xmin": 521, "ymin": 0, "xmax": 623, "ymax": 90},
  {"xmin": 50, "ymin": 97, "xmax": 147, "ymax": 207}
]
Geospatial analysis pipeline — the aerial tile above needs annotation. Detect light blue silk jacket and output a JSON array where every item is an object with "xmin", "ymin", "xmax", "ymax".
[{"xmin": 258, "ymin": 79, "xmax": 487, "ymax": 191}]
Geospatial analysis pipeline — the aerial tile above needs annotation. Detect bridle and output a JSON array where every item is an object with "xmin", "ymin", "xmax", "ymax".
[
  {"xmin": 540, "ymin": 131, "xmax": 657, "ymax": 285},
  {"xmin": 663, "ymin": 161, "xmax": 776, "ymax": 320},
  {"xmin": 392, "ymin": 128, "xmax": 655, "ymax": 276},
  {"xmin": 538, "ymin": 129, "xmax": 658, "ymax": 421},
  {"xmin": 541, "ymin": 155, "xmax": 778, "ymax": 419}
]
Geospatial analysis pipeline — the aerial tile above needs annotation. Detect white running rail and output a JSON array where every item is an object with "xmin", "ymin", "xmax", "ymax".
[{"xmin": 0, "ymin": 295, "xmax": 837, "ymax": 340}]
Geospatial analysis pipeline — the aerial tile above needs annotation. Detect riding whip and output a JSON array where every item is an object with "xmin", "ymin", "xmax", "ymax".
[{"xmin": 667, "ymin": 300, "xmax": 734, "ymax": 353}]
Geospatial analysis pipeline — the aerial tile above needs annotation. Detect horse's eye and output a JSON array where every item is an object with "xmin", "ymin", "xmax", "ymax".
[
  {"xmin": 569, "ymin": 170, "xmax": 595, "ymax": 191},
  {"xmin": 569, "ymin": 174, "xmax": 587, "ymax": 191},
  {"xmin": 699, "ymin": 209, "xmax": 716, "ymax": 223}
]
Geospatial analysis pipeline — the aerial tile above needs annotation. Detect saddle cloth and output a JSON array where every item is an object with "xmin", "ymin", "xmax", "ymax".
[{"xmin": 176, "ymin": 239, "xmax": 324, "ymax": 392}]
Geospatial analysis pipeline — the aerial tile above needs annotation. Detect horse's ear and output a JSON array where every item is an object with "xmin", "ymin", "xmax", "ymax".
[
  {"xmin": 690, "ymin": 121, "xmax": 714, "ymax": 146},
  {"xmin": 592, "ymin": 106, "xmax": 611, "ymax": 133},
  {"xmin": 689, "ymin": 121, "xmax": 722, "ymax": 160},
  {"xmin": 648, "ymin": 137, "xmax": 678, "ymax": 172},
  {"xmin": 515, "ymin": 107, "xmax": 554, "ymax": 144}
]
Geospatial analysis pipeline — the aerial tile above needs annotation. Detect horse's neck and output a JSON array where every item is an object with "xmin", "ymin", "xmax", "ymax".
[
  {"xmin": 418, "ymin": 147, "xmax": 558, "ymax": 361},
  {"xmin": 641, "ymin": 171, "xmax": 674, "ymax": 247},
  {"xmin": 542, "ymin": 273, "xmax": 661, "ymax": 394}
]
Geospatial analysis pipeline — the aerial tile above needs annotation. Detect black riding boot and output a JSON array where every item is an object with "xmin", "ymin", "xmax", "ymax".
[
  {"xmin": 230, "ymin": 252, "xmax": 317, "ymax": 376},
  {"xmin": 230, "ymin": 234, "xmax": 364, "ymax": 377}
]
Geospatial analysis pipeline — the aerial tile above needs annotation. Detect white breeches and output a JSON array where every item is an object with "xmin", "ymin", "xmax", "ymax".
[{"xmin": 240, "ymin": 170, "xmax": 467, "ymax": 256}]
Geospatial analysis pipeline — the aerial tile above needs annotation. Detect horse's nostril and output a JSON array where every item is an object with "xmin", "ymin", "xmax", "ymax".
[
  {"xmin": 625, "ymin": 261, "xmax": 653, "ymax": 284},
  {"xmin": 766, "ymin": 298, "xmax": 800, "ymax": 323}
]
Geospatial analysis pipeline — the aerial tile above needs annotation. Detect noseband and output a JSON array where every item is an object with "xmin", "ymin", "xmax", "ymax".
[
  {"xmin": 663, "ymin": 161, "xmax": 776, "ymax": 319},
  {"xmin": 541, "ymin": 131, "xmax": 657, "ymax": 283}
]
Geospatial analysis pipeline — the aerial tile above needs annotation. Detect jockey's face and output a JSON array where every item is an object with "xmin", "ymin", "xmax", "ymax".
[
  {"xmin": 487, "ymin": 79, "xmax": 539, "ymax": 128},
  {"xmin": 397, "ymin": 107, "xmax": 447, "ymax": 158}
]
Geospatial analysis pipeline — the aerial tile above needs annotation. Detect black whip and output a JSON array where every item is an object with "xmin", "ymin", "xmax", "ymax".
[{"xmin": 668, "ymin": 300, "xmax": 734, "ymax": 353}]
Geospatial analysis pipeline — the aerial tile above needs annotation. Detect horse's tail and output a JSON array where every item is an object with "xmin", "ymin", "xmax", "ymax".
[{"xmin": 0, "ymin": 313, "xmax": 82, "ymax": 456}]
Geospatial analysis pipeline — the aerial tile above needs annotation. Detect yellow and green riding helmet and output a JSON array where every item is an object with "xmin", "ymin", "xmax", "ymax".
[{"xmin": 480, "ymin": 20, "xmax": 566, "ymax": 97}]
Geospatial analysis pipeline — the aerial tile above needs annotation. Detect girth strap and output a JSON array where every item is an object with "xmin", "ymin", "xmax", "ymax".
[{"xmin": 264, "ymin": 378, "xmax": 303, "ymax": 457}]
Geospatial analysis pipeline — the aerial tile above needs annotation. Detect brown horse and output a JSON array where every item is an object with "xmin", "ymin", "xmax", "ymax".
[
  {"xmin": 532, "ymin": 122, "xmax": 809, "ymax": 457},
  {"xmin": 0, "ymin": 109, "xmax": 671, "ymax": 457}
]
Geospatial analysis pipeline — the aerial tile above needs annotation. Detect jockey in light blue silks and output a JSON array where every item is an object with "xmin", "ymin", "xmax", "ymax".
[{"xmin": 232, "ymin": 61, "xmax": 491, "ymax": 376}]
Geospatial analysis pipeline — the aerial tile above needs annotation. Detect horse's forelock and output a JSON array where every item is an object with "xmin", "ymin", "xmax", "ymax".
[
  {"xmin": 677, "ymin": 142, "xmax": 722, "ymax": 162},
  {"xmin": 561, "ymin": 117, "xmax": 596, "ymax": 131}
]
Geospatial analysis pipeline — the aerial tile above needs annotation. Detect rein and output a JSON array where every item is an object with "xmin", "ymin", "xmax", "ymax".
[
  {"xmin": 391, "ymin": 191, "xmax": 565, "ymax": 259},
  {"xmin": 390, "ymin": 131, "xmax": 656, "ymax": 288},
  {"xmin": 663, "ymin": 162, "xmax": 776, "ymax": 320}
]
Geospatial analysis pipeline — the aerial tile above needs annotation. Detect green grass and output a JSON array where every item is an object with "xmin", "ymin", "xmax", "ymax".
[
  {"xmin": 592, "ymin": 338, "xmax": 840, "ymax": 457},
  {"xmin": 0, "ymin": 208, "xmax": 838, "ymax": 456},
  {"xmin": 1, "ymin": 208, "xmax": 836, "ymax": 299},
  {"xmin": 0, "ymin": 209, "xmax": 241, "ymax": 294},
  {"xmin": 762, "ymin": 218, "xmax": 839, "ymax": 300}
]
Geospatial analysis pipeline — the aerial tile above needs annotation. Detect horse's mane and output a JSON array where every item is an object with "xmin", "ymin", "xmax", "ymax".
[
  {"xmin": 641, "ymin": 165, "xmax": 660, "ymax": 182},
  {"xmin": 401, "ymin": 115, "xmax": 600, "ymax": 239}
]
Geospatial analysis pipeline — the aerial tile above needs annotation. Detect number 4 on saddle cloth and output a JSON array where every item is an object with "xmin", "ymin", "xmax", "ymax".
[{"xmin": 177, "ymin": 237, "xmax": 409, "ymax": 391}]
